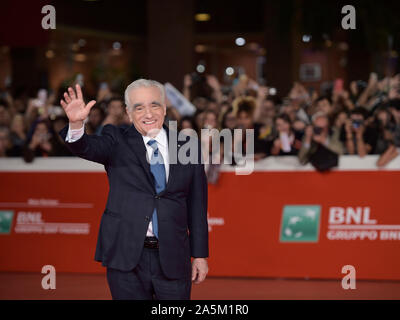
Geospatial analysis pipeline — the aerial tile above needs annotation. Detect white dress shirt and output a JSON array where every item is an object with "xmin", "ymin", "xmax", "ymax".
[
  {"xmin": 66, "ymin": 124, "xmax": 85, "ymax": 143},
  {"xmin": 66, "ymin": 124, "xmax": 170, "ymax": 237}
]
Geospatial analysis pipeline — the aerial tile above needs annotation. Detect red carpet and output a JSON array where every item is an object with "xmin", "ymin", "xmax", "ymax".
[{"xmin": 1, "ymin": 273, "xmax": 399, "ymax": 300}]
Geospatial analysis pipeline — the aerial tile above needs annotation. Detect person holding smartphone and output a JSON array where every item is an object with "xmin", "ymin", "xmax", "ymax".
[
  {"xmin": 343, "ymin": 107, "xmax": 378, "ymax": 156},
  {"xmin": 23, "ymin": 120, "xmax": 53, "ymax": 162},
  {"xmin": 270, "ymin": 113, "xmax": 301, "ymax": 156},
  {"xmin": 298, "ymin": 112, "xmax": 344, "ymax": 165}
]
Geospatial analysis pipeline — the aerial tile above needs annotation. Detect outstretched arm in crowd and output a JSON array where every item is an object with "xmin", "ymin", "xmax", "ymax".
[
  {"xmin": 377, "ymin": 145, "xmax": 399, "ymax": 167},
  {"xmin": 183, "ymin": 74, "xmax": 192, "ymax": 101},
  {"xmin": 206, "ymin": 75, "xmax": 223, "ymax": 104},
  {"xmin": 253, "ymin": 86, "xmax": 268, "ymax": 123},
  {"xmin": 344, "ymin": 119, "xmax": 371, "ymax": 156},
  {"xmin": 356, "ymin": 73, "xmax": 379, "ymax": 109}
]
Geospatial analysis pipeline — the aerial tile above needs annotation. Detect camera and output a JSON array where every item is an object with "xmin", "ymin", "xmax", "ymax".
[
  {"xmin": 352, "ymin": 119, "xmax": 363, "ymax": 129},
  {"xmin": 313, "ymin": 126, "xmax": 324, "ymax": 135}
]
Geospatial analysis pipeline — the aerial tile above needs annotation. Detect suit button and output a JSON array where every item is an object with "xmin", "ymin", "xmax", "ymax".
[
  {"xmin": 145, "ymin": 216, "xmax": 150, "ymax": 221},
  {"xmin": 154, "ymin": 195, "xmax": 160, "ymax": 199}
]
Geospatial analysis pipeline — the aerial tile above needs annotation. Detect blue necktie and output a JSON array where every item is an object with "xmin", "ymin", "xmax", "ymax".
[{"xmin": 147, "ymin": 139, "xmax": 166, "ymax": 238}]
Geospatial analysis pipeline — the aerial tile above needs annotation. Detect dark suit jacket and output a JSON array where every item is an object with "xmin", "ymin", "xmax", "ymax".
[{"xmin": 59, "ymin": 123, "xmax": 209, "ymax": 279}]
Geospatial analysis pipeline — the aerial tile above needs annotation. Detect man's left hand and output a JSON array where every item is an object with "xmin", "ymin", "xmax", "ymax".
[{"xmin": 191, "ymin": 258, "xmax": 208, "ymax": 284}]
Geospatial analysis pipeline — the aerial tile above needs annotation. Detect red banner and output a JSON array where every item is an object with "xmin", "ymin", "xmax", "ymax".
[{"xmin": 0, "ymin": 165, "xmax": 399, "ymax": 280}]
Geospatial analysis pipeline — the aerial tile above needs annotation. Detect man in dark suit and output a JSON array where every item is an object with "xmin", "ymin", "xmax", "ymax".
[{"xmin": 58, "ymin": 80, "xmax": 209, "ymax": 300}]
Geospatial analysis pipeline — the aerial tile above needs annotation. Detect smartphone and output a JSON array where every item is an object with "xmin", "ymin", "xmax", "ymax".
[
  {"xmin": 38, "ymin": 89, "xmax": 47, "ymax": 105},
  {"xmin": 76, "ymin": 74, "xmax": 84, "ymax": 87},
  {"xmin": 280, "ymin": 132, "xmax": 291, "ymax": 152},
  {"xmin": 99, "ymin": 82, "xmax": 108, "ymax": 90},
  {"xmin": 39, "ymin": 132, "xmax": 51, "ymax": 142},
  {"xmin": 249, "ymin": 82, "xmax": 259, "ymax": 91},
  {"xmin": 313, "ymin": 126, "xmax": 324, "ymax": 135},
  {"xmin": 352, "ymin": 119, "xmax": 363, "ymax": 129},
  {"xmin": 32, "ymin": 89, "xmax": 47, "ymax": 109}
]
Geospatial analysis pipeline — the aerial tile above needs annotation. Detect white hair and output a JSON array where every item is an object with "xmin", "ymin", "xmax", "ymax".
[{"xmin": 124, "ymin": 79, "xmax": 165, "ymax": 111}]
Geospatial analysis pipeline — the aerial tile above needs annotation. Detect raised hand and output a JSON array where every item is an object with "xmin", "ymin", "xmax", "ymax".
[
  {"xmin": 206, "ymin": 74, "xmax": 221, "ymax": 90},
  {"xmin": 257, "ymin": 86, "xmax": 269, "ymax": 100},
  {"xmin": 60, "ymin": 84, "xmax": 96, "ymax": 125},
  {"xmin": 183, "ymin": 74, "xmax": 192, "ymax": 88},
  {"xmin": 304, "ymin": 125, "xmax": 313, "ymax": 143}
]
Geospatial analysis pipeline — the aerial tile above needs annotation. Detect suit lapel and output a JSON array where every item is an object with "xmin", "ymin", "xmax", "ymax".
[
  {"xmin": 163, "ymin": 123, "xmax": 177, "ymax": 195},
  {"xmin": 125, "ymin": 124, "xmax": 155, "ymax": 190}
]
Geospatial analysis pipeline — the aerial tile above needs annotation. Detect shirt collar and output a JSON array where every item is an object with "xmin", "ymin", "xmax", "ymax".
[{"xmin": 142, "ymin": 127, "xmax": 167, "ymax": 148}]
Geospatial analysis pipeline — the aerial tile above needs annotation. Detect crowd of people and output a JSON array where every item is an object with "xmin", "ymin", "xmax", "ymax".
[{"xmin": 1, "ymin": 71, "xmax": 400, "ymax": 173}]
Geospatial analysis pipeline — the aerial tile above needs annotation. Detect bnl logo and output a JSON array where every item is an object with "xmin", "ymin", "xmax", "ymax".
[
  {"xmin": 0, "ymin": 211, "xmax": 14, "ymax": 234},
  {"xmin": 280, "ymin": 205, "xmax": 321, "ymax": 242}
]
